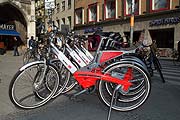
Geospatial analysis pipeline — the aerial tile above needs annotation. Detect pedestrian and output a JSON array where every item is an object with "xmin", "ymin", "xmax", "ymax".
[
  {"xmin": 28, "ymin": 36, "xmax": 37, "ymax": 49},
  {"xmin": 28, "ymin": 36, "xmax": 38, "ymax": 56},
  {"xmin": 13, "ymin": 36, "xmax": 19, "ymax": 56}
]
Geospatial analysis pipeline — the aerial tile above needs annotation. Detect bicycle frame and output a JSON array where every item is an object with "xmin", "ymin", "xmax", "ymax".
[
  {"xmin": 65, "ymin": 43, "xmax": 87, "ymax": 67},
  {"xmin": 73, "ymin": 50, "xmax": 133, "ymax": 91}
]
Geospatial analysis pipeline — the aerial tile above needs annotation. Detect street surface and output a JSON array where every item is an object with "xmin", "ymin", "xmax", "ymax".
[{"xmin": 0, "ymin": 53, "xmax": 180, "ymax": 120}]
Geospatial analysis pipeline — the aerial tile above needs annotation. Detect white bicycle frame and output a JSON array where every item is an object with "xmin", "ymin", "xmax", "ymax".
[
  {"xmin": 50, "ymin": 42, "xmax": 77, "ymax": 73},
  {"xmin": 74, "ymin": 45, "xmax": 92, "ymax": 65},
  {"xmin": 65, "ymin": 43, "xmax": 87, "ymax": 67},
  {"xmin": 79, "ymin": 45, "xmax": 94, "ymax": 61}
]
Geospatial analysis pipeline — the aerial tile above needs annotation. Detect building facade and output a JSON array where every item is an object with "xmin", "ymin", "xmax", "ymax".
[
  {"xmin": 36, "ymin": 0, "xmax": 75, "ymax": 35},
  {"xmin": 52, "ymin": 0, "xmax": 74, "ymax": 32},
  {"xmin": 74, "ymin": 0, "xmax": 180, "ymax": 57},
  {"xmin": 35, "ymin": 0, "xmax": 45, "ymax": 38},
  {"xmin": 0, "ymin": 0, "xmax": 36, "ymax": 50}
]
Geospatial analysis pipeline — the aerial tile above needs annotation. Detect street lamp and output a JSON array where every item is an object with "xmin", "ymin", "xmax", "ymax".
[{"xmin": 130, "ymin": 0, "xmax": 135, "ymax": 46}]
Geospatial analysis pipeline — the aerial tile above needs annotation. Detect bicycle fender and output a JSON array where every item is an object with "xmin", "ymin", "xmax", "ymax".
[
  {"xmin": 121, "ymin": 56, "xmax": 147, "ymax": 69},
  {"xmin": 120, "ymin": 59, "xmax": 149, "ymax": 74},
  {"xmin": 20, "ymin": 61, "xmax": 45, "ymax": 71},
  {"xmin": 103, "ymin": 60, "xmax": 150, "ymax": 77}
]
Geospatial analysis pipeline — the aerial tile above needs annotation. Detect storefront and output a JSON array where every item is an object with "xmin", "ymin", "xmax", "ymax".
[
  {"xmin": 75, "ymin": 9, "xmax": 180, "ymax": 57},
  {"xmin": 0, "ymin": 23, "xmax": 21, "ymax": 54}
]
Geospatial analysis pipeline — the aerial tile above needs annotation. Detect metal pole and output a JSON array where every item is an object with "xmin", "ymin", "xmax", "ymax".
[{"xmin": 130, "ymin": 0, "xmax": 135, "ymax": 46}]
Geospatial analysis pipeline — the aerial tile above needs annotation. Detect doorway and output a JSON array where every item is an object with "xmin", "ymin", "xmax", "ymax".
[{"xmin": 149, "ymin": 28, "xmax": 174, "ymax": 48}]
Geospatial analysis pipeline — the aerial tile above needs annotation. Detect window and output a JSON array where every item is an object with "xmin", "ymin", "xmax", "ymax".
[
  {"xmin": 88, "ymin": 3, "xmax": 97, "ymax": 22},
  {"xmin": 56, "ymin": 19, "xmax": 60, "ymax": 28},
  {"xmin": 151, "ymin": 0, "xmax": 170, "ymax": 12},
  {"xmin": 104, "ymin": 0, "xmax": 116, "ymax": 19},
  {"xmin": 68, "ymin": 0, "xmax": 71, "ymax": 9},
  {"xmin": 61, "ymin": 18, "xmax": 65, "ymax": 24},
  {"xmin": 56, "ymin": 3, "xmax": 60, "ymax": 13},
  {"xmin": 124, "ymin": 0, "xmax": 139, "ymax": 15},
  {"xmin": 75, "ymin": 8, "xmax": 83, "ymax": 24},
  {"xmin": 62, "ymin": 1, "xmax": 65, "ymax": 11},
  {"xmin": 67, "ymin": 16, "xmax": 71, "ymax": 28}
]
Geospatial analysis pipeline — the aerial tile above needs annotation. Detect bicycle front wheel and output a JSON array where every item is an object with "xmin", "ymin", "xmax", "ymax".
[{"xmin": 9, "ymin": 63, "xmax": 59, "ymax": 109}]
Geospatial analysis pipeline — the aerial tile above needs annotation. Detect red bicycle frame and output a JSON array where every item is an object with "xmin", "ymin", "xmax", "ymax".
[{"xmin": 73, "ymin": 51, "xmax": 133, "ymax": 92}]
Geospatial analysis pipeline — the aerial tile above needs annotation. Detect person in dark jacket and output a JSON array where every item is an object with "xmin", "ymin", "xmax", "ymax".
[
  {"xmin": 13, "ymin": 37, "xmax": 19, "ymax": 56},
  {"xmin": 28, "ymin": 36, "xmax": 37, "ymax": 49},
  {"xmin": 28, "ymin": 36, "xmax": 38, "ymax": 57}
]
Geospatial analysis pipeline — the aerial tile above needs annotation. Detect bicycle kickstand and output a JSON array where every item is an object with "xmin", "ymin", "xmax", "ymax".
[{"xmin": 107, "ymin": 85, "xmax": 121, "ymax": 120}]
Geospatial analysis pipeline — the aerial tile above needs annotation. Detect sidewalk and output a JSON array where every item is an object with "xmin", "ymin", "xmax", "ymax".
[{"xmin": 0, "ymin": 52, "xmax": 24, "ymax": 117}]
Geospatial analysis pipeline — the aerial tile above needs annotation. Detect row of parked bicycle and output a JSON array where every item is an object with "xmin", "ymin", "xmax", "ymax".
[{"xmin": 8, "ymin": 24, "xmax": 165, "ymax": 119}]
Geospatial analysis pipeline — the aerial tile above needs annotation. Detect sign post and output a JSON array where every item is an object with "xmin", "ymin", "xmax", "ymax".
[
  {"xmin": 130, "ymin": 0, "xmax": 135, "ymax": 45},
  {"xmin": 44, "ymin": 0, "xmax": 55, "ymax": 30}
]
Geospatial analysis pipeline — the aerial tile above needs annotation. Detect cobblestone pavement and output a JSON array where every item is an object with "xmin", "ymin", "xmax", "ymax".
[{"xmin": 0, "ymin": 53, "xmax": 180, "ymax": 120}]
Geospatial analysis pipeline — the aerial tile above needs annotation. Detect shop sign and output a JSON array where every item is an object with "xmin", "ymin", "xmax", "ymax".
[
  {"xmin": 0, "ymin": 24, "xmax": 15, "ymax": 30},
  {"xmin": 149, "ymin": 17, "xmax": 180, "ymax": 26},
  {"xmin": 84, "ymin": 27, "xmax": 103, "ymax": 34}
]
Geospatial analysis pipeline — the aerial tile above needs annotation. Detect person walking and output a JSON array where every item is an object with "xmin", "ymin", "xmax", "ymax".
[
  {"xmin": 28, "ymin": 36, "xmax": 38, "ymax": 57},
  {"xmin": 13, "ymin": 36, "xmax": 19, "ymax": 56},
  {"xmin": 28, "ymin": 36, "xmax": 37, "ymax": 49}
]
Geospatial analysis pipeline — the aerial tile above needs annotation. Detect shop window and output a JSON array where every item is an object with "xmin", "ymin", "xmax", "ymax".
[
  {"xmin": 150, "ymin": 0, "xmax": 170, "ymax": 12},
  {"xmin": 88, "ymin": 3, "xmax": 97, "ymax": 22},
  {"xmin": 68, "ymin": 0, "xmax": 71, "ymax": 9},
  {"xmin": 75, "ymin": 8, "xmax": 84, "ymax": 25},
  {"xmin": 62, "ymin": 1, "xmax": 65, "ymax": 11},
  {"xmin": 104, "ymin": 0, "xmax": 116, "ymax": 19},
  {"xmin": 124, "ymin": 0, "xmax": 139, "ymax": 16}
]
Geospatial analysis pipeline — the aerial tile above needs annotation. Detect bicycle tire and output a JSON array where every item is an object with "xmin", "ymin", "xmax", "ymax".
[
  {"xmin": 9, "ymin": 62, "xmax": 59, "ymax": 109},
  {"xmin": 97, "ymin": 63, "xmax": 151, "ymax": 111}
]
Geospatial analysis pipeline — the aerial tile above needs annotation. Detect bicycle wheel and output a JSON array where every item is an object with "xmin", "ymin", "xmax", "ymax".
[
  {"xmin": 51, "ymin": 59, "xmax": 77, "ymax": 95},
  {"xmin": 23, "ymin": 50, "xmax": 31, "ymax": 64},
  {"xmin": 23, "ymin": 49, "xmax": 40, "ymax": 65},
  {"xmin": 9, "ymin": 62, "xmax": 59, "ymax": 109},
  {"xmin": 97, "ymin": 63, "xmax": 151, "ymax": 111}
]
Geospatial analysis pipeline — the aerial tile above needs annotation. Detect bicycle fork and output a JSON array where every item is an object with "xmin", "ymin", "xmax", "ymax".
[{"xmin": 33, "ymin": 59, "xmax": 48, "ymax": 91}]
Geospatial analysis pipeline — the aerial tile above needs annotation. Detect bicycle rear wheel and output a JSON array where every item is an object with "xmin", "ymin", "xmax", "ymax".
[
  {"xmin": 98, "ymin": 63, "xmax": 151, "ymax": 111},
  {"xmin": 9, "ymin": 63, "xmax": 59, "ymax": 109}
]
